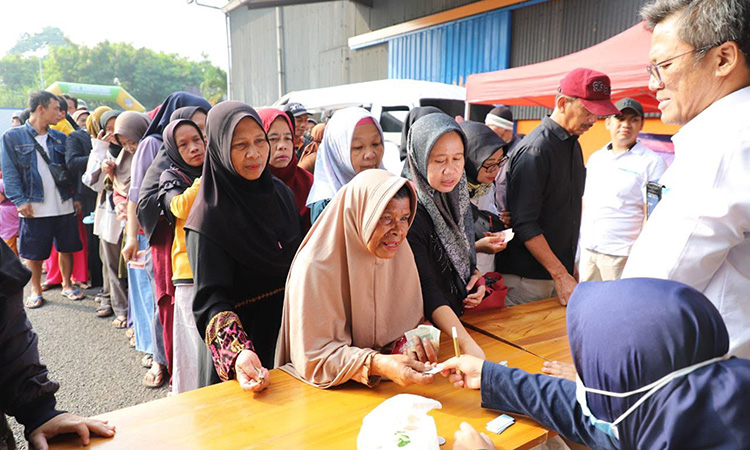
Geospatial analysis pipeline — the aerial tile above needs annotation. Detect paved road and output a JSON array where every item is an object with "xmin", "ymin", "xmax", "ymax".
[{"xmin": 8, "ymin": 285, "xmax": 166, "ymax": 449}]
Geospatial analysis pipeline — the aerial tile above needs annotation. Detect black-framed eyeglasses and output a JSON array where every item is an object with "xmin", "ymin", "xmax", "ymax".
[
  {"xmin": 481, "ymin": 155, "xmax": 509, "ymax": 172},
  {"xmin": 646, "ymin": 44, "xmax": 716, "ymax": 84}
]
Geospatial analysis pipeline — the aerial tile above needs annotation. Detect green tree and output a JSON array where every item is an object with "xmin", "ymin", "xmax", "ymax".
[
  {"xmin": 0, "ymin": 54, "xmax": 42, "ymax": 107},
  {"xmin": 41, "ymin": 42, "xmax": 226, "ymax": 109},
  {"xmin": 9, "ymin": 26, "xmax": 68, "ymax": 55}
]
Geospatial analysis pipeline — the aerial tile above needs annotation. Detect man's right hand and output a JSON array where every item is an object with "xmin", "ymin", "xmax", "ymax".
[
  {"xmin": 121, "ymin": 237, "xmax": 139, "ymax": 262},
  {"xmin": 17, "ymin": 203, "xmax": 33, "ymax": 218},
  {"xmin": 553, "ymin": 272, "xmax": 577, "ymax": 306},
  {"xmin": 439, "ymin": 355, "xmax": 484, "ymax": 390}
]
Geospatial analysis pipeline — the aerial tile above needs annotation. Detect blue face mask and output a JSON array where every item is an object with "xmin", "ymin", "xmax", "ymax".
[{"xmin": 575, "ymin": 355, "xmax": 728, "ymax": 440}]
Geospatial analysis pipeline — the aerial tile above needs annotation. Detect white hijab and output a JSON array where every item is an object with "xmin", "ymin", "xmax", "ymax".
[{"xmin": 305, "ymin": 107, "xmax": 385, "ymax": 206}]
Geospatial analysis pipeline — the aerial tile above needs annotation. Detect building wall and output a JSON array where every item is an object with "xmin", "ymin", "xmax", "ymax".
[
  {"xmin": 387, "ymin": 8, "xmax": 512, "ymax": 85},
  {"xmin": 228, "ymin": 0, "xmax": 647, "ymax": 107},
  {"xmin": 509, "ymin": 0, "xmax": 645, "ymax": 119},
  {"xmin": 228, "ymin": 0, "xmax": 476, "ymax": 105}
]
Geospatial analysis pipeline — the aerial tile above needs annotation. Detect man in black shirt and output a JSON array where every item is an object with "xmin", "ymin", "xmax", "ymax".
[{"xmin": 496, "ymin": 68, "xmax": 619, "ymax": 306}]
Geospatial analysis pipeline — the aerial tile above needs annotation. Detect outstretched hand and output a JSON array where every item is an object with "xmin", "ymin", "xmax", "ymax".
[
  {"xmin": 236, "ymin": 349, "xmax": 271, "ymax": 392},
  {"xmin": 453, "ymin": 422, "xmax": 496, "ymax": 450},
  {"xmin": 28, "ymin": 413, "xmax": 115, "ymax": 450},
  {"xmin": 439, "ymin": 355, "xmax": 484, "ymax": 390}
]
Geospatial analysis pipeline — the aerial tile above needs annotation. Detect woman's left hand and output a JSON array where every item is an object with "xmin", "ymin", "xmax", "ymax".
[
  {"xmin": 405, "ymin": 336, "xmax": 438, "ymax": 364},
  {"xmin": 463, "ymin": 270, "xmax": 486, "ymax": 309}
]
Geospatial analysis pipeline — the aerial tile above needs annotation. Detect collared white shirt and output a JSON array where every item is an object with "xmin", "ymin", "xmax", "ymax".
[
  {"xmin": 580, "ymin": 142, "xmax": 667, "ymax": 256},
  {"xmin": 623, "ymin": 86, "xmax": 750, "ymax": 358},
  {"xmin": 22, "ymin": 134, "xmax": 74, "ymax": 218}
]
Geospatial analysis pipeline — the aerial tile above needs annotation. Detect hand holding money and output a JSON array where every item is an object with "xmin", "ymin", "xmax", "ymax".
[{"xmin": 236, "ymin": 349, "xmax": 270, "ymax": 393}]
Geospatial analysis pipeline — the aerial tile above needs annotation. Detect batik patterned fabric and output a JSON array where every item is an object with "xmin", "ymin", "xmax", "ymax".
[{"xmin": 205, "ymin": 311, "xmax": 255, "ymax": 381}]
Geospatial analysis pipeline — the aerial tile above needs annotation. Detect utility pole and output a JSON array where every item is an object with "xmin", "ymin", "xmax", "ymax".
[{"xmin": 187, "ymin": 0, "xmax": 232, "ymax": 101}]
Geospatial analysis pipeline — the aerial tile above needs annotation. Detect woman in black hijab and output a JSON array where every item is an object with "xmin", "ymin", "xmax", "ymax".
[
  {"xmin": 185, "ymin": 101, "xmax": 302, "ymax": 392},
  {"xmin": 399, "ymin": 106, "xmax": 445, "ymax": 161}
]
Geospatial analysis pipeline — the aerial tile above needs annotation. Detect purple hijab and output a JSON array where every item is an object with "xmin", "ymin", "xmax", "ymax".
[{"xmin": 568, "ymin": 278, "xmax": 750, "ymax": 449}]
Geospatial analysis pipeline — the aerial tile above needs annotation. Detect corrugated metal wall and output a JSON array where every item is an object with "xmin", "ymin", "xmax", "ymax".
[
  {"xmin": 387, "ymin": 9, "xmax": 511, "ymax": 85},
  {"xmin": 228, "ymin": 0, "xmax": 477, "ymax": 105},
  {"xmin": 509, "ymin": 0, "xmax": 645, "ymax": 119},
  {"xmin": 229, "ymin": 7, "xmax": 279, "ymax": 107},
  {"xmin": 228, "ymin": 0, "xmax": 645, "ymax": 107}
]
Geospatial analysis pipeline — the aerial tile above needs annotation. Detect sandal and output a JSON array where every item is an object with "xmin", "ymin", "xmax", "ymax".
[
  {"xmin": 142, "ymin": 365, "xmax": 166, "ymax": 388},
  {"xmin": 141, "ymin": 354, "xmax": 154, "ymax": 368},
  {"xmin": 125, "ymin": 327, "xmax": 135, "ymax": 339},
  {"xmin": 95, "ymin": 305, "xmax": 114, "ymax": 318},
  {"xmin": 129, "ymin": 335, "xmax": 136, "ymax": 348},
  {"xmin": 112, "ymin": 316, "xmax": 127, "ymax": 329},
  {"xmin": 41, "ymin": 282, "xmax": 60, "ymax": 292},
  {"xmin": 61, "ymin": 287, "xmax": 84, "ymax": 301},
  {"xmin": 76, "ymin": 281, "xmax": 91, "ymax": 290},
  {"xmin": 25, "ymin": 295, "xmax": 45, "ymax": 309}
]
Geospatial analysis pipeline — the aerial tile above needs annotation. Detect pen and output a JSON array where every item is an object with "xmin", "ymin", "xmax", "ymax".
[{"xmin": 452, "ymin": 326, "xmax": 460, "ymax": 358}]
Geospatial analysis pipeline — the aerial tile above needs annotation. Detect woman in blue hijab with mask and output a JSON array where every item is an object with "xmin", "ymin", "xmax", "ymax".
[{"xmin": 441, "ymin": 278, "xmax": 750, "ymax": 450}]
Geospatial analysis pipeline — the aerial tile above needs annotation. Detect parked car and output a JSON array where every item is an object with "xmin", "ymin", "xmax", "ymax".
[{"xmin": 273, "ymin": 79, "xmax": 492, "ymax": 174}]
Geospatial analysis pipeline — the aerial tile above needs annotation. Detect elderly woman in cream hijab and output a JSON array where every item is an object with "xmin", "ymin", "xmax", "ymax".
[{"xmin": 276, "ymin": 169, "xmax": 437, "ymax": 388}]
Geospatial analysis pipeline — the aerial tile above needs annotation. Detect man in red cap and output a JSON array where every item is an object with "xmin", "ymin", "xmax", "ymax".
[{"xmin": 497, "ymin": 68, "xmax": 619, "ymax": 306}]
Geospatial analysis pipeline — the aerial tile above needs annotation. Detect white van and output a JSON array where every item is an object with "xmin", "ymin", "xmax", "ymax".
[{"xmin": 273, "ymin": 79, "xmax": 476, "ymax": 175}]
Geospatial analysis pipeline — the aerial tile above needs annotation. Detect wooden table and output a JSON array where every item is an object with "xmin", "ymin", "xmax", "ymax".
[
  {"xmin": 51, "ymin": 330, "xmax": 554, "ymax": 450},
  {"xmin": 462, "ymin": 297, "xmax": 573, "ymax": 364}
]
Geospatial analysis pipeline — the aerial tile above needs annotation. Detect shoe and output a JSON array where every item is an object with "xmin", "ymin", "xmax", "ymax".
[
  {"xmin": 111, "ymin": 316, "xmax": 127, "ymax": 329},
  {"xmin": 142, "ymin": 365, "xmax": 166, "ymax": 388},
  {"xmin": 25, "ymin": 295, "xmax": 45, "ymax": 309},
  {"xmin": 41, "ymin": 282, "xmax": 60, "ymax": 292},
  {"xmin": 141, "ymin": 354, "xmax": 154, "ymax": 368},
  {"xmin": 95, "ymin": 305, "xmax": 114, "ymax": 318},
  {"xmin": 61, "ymin": 287, "xmax": 84, "ymax": 301}
]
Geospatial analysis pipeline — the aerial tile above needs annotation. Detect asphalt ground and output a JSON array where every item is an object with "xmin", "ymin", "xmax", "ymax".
[{"xmin": 7, "ymin": 284, "xmax": 167, "ymax": 449}]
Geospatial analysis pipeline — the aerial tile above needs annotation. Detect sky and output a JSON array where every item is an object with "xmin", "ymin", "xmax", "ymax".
[{"xmin": 0, "ymin": 0, "xmax": 229, "ymax": 70}]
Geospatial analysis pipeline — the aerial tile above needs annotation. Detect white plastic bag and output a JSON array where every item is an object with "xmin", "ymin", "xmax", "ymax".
[{"xmin": 357, "ymin": 394, "xmax": 442, "ymax": 450}]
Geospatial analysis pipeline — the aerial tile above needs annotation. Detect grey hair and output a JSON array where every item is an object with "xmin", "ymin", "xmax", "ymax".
[{"xmin": 641, "ymin": 0, "xmax": 750, "ymax": 64}]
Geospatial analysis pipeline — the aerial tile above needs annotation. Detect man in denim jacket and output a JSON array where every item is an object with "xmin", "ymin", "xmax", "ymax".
[{"xmin": 1, "ymin": 91, "xmax": 82, "ymax": 308}]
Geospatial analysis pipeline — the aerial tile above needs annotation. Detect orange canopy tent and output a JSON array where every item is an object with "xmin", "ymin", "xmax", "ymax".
[{"xmin": 466, "ymin": 23, "xmax": 659, "ymax": 113}]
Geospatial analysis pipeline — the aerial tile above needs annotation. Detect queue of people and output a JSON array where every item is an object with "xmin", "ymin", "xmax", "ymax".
[{"xmin": 1, "ymin": 0, "xmax": 749, "ymax": 448}]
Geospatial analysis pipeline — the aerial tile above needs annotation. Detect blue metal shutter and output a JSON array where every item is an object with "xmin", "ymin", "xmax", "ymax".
[{"xmin": 387, "ymin": 8, "xmax": 511, "ymax": 85}]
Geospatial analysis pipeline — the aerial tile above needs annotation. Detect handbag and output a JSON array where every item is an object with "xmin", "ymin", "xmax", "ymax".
[
  {"xmin": 471, "ymin": 203, "xmax": 504, "ymax": 240},
  {"xmin": 467, "ymin": 271, "xmax": 508, "ymax": 312},
  {"xmin": 26, "ymin": 130, "xmax": 74, "ymax": 191}
]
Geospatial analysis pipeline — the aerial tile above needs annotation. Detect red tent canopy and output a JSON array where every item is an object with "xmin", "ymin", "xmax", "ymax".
[{"xmin": 466, "ymin": 23, "xmax": 660, "ymax": 113}]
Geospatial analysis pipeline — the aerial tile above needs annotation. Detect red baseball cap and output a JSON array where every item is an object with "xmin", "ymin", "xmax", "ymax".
[{"xmin": 559, "ymin": 68, "xmax": 620, "ymax": 116}]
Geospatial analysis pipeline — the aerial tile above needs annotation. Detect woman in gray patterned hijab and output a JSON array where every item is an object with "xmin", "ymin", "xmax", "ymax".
[
  {"xmin": 403, "ymin": 113, "xmax": 486, "ymax": 359},
  {"xmin": 404, "ymin": 114, "xmax": 476, "ymax": 282}
]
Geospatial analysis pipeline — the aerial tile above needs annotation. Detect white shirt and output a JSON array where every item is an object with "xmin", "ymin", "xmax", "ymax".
[
  {"xmin": 83, "ymin": 139, "xmax": 123, "ymax": 244},
  {"xmin": 22, "ymin": 134, "xmax": 74, "ymax": 218},
  {"xmin": 622, "ymin": 86, "xmax": 750, "ymax": 358},
  {"xmin": 580, "ymin": 142, "xmax": 667, "ymax": 256},
  {"xmin": 471, "ymin": 185, "xmax": 500, "ymax": 274}
]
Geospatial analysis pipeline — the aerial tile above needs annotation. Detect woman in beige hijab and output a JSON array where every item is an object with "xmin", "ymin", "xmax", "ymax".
[{"xmin": 276, "ymin": 169, "xmax": 436, "ymax": 388}]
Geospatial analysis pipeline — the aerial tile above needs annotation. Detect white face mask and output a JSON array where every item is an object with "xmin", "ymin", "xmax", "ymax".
[{"xmin": 575, "ymin": 355, "xmax": 728, "ymax": 440}]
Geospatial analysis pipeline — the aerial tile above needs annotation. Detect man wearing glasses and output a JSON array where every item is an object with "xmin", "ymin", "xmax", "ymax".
[
  {"xmin": 579, "ymin": 98, "xmax": 667, "ymax": 282},
  {"xmin": 497, "ymin": 68, "xmax": 619, "ymax": 306},
  {"xmin": 623, "ymin": 0, "xmax": 750, "ymax": 358}
]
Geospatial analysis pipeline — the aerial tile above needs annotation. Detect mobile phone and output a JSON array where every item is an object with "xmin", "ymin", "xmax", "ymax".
[{"xmin": 646, "ymin": 182, "xmax": 665, "ymax": 218}]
